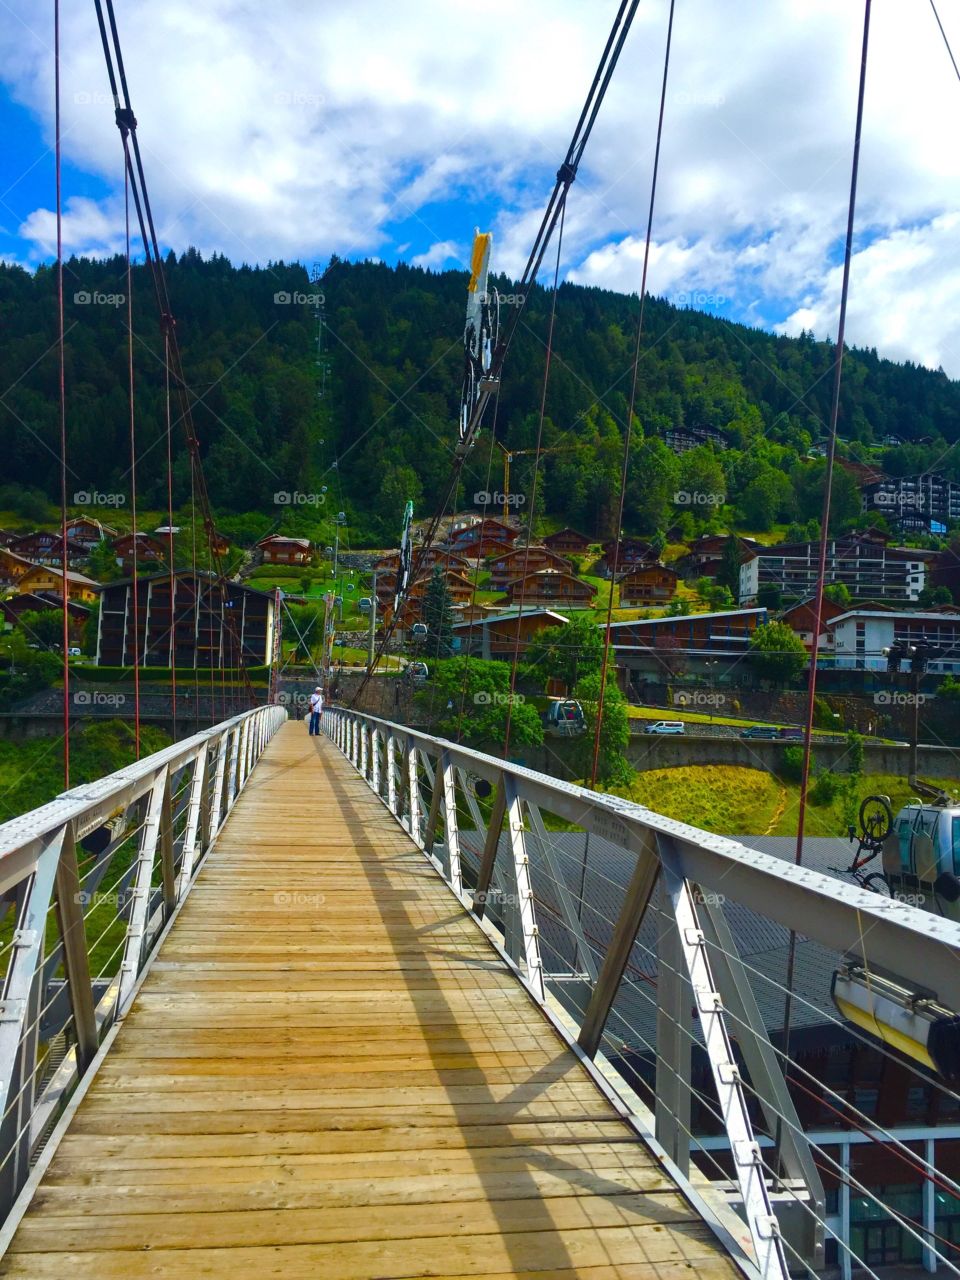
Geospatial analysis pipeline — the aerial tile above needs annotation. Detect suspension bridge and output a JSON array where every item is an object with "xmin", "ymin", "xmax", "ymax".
[{"xmin": 0, "ymin": 706, "xmax": 957, "ymax": 1278}]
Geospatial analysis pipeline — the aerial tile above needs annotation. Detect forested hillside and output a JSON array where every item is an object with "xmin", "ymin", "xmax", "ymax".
[{"xmin": 2, "ymin": 252, "xmax": 960, "ymax": 546}]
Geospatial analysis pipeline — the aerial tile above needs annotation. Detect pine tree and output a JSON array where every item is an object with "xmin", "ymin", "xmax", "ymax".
[{"xmin": 422, "ymin": 566, "xmax": 454, "ymax": 659}]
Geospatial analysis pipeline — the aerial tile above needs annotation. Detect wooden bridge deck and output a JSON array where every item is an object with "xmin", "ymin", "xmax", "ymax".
[{"xmin": 0, "ymin": 722, "xmax": 742, "ymax": 1279}]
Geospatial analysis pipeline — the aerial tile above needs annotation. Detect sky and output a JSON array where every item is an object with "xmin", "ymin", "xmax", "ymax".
[{"xmin": 2, "ymin": 0, "xmax": 960, "ymax": 373}]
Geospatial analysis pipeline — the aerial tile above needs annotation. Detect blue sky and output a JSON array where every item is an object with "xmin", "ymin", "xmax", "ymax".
[{"xmin": 2, "ymin": 1, "xmax": 960, "ymax": 372}]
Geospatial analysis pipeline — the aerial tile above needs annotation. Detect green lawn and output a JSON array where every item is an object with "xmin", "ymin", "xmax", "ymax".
[{"xmin": 611, "ymin": 765, "xmax": 960, "ymax": 839}]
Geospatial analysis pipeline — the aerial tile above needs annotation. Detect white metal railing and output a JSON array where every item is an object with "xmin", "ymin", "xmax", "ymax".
[
  {"xmin": 324, "ymin": 706, "xmax": 960, "ymax": 1280},
  {"xmin": 0, "ymin": 702, "xmax": 286, "ymax": 1219}
]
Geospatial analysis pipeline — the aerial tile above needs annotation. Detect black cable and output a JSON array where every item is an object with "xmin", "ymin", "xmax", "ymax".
[{"xmin": 930, "ymin": 0, "xmax": 960, "ymax": 83}]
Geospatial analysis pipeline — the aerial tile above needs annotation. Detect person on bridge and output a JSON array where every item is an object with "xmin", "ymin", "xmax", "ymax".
[{"xmin": 308, "ymin": 687, "xmax": 323, "ymax": 736}]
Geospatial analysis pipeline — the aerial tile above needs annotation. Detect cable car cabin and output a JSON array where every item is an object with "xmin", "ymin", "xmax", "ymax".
[
  {"xmin": 544, "ymin": 698, "xmax": 586, "ymax": 737},
  {"xmin": 881, "ymin": 801, "xmax": 960, "ymax": 918}
]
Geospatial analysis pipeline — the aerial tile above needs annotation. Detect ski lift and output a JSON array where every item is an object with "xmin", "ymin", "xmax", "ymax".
[
  {"xmin": 410, "ymin": 622, "xmax": 428, "ymax": 637},
  {"xmin": 543, "ymin": 698, "xmax": 586, "ymax": 738}
]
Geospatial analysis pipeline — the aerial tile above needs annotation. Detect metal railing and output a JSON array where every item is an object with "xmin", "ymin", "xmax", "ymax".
[
  {"xmin": 324, "ymin": 706, "xmax": 960, "ymax": 1280},
  {"xmin": 0, "ymin": 702, "xmax": 286, "ymax": 1221}
]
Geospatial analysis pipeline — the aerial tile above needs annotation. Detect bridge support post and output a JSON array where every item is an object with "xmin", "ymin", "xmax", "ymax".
[
  {"xmin": 654, "ymin": 867, "xmax": 692, "ymax": 1176},
  {"xmin": 440, "ymin": 751, "xmax": 462, "ymax": 896},
  {"xmin": 118, "ymin": 768, "xmax": 169, "ymax": 1015},
  {"xmin": 53, "ymin": 823, "xmax": 98, "ymax": 1071},
  {"xmin": 0, "ymin": 828, "xmax": 62, "ymax": 1217},
  {"xmin": 405, "ymin": 735, "xmax": 420, "ymax": 841},
  {"xmin": 386, "ymin": 733, "xmax": 397, "ymax": 814},
  {"xmin": 370, "ymin": 727, "xmax": 380, "ymax": 794},
  {"xmin": 502, "ymin": 775, "xmax": 543, "ymax": 1001},
  {"xmin": 360, "ymin": 722, "xmax": 368, "ymax": 778},
  {"xmin": 179, "ymin": 749, "xmax": 208, "ymax": 896}
]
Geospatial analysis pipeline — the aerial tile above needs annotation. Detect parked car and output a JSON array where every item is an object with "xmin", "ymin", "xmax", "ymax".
[
  {"xmin": 643, "ymin": 720, "xmax": 685, "ymax": 735},
  {"xmin": 778, "ymin": 726, "xmax": 803, "ymax": 740},
  {"xmin": 740, "ymin": 725, "xmax": 779, "ymax": 740},
  {"xmin": 67, "ymin": 647, "xmax": 82, "ymax": 657}
]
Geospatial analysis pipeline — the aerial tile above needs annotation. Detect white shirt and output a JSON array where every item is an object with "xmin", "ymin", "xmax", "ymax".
[{"xmin": 309, "ymin": 692, "xmax": 323, "ymax": 713}]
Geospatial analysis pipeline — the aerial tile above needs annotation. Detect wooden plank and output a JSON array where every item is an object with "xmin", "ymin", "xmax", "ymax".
[{"xmin": 0, "ymin": 724, "xmax": 741, "ymax": 1280}]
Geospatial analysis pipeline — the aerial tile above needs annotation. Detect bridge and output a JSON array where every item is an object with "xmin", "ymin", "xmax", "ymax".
[{"xmin": 0, "ymin": 707, "xmax": 957, "ymax": 1279}]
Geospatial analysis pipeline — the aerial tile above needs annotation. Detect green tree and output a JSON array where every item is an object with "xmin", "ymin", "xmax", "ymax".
[
  {"xmin": 748, "ymin": 621, "xmax": 808, "ymax": 683},
  {"xmin": 87, "ymin": 539, "xmax": 120, "ymax": 583},
  {"xmin": 417, "ymin": 657, "xmax": 543, "ymax": 750},
  {"xmin": 422, "ymin": 566, "xmax": 454, "ymax": 659},
  {"xmin": 17, "ymin": 609, "xmax": 64, "ymax": 650},
  {"xmin": 716, "ymin": 537, "xmax": 742, "ymax": 598},
  {"xmin": 756, "ymin": 583, "xmax": 783, "ymax": 610},
  {"xmin": 918, "ymin": 584, "xmax": 953, "ymax": 607},
  {"xmin": 824, "ymin": 582, "xmax": 852, "ymax": 608},
  {"xmin": 572, "ymin": 670, "xmax": 631, "ymax": 786},
  {"xmin": 523, "ymin": 615, "xmax": 603, "ymax": 690}
]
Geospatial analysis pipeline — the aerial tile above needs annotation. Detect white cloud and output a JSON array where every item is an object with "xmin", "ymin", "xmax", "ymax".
[
  {"xmin": 2, "ymin": 0, "xmax": 960, "ymax": 370},
  {"xmin": 410, "ymin": 239, "xmax": 462, "ymax": 270}
]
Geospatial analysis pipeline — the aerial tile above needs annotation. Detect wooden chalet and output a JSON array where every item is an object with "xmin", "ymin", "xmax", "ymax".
[
  {"xmin": 600, "ymin": 537, "xmax": 656, "ymax": 575},
  {"xmin": 17, "ymin": 565, "xmax": 99, "ymax": 605},
  {"xmin": 488, "ymin": 546, "xmax": 573, "ymax": 589},
  {"xmin": 373, "ymin": 548, "xmax": 469, "ymax": 574},
  {"xmin": 64, "ymin": 516, "xmax": 118, "ymax": 550},
  {"xmin": 452, "ymin": 608, "xmax": 569, "ymax": 659},
  {"xmin": 0, "ymin": 548, "xmax": 34, "ymax": 589},
  {"xmin": 8, "ymin": 530, "xmax": 88, "ymax": 568},
  {"xmin": 111, "ymin": 532, "xmax": 167, "ymax": 571},
  {"xmin": 543, "ymin": 528, "xmax": 591, "ymax": 556},
  {"xmin": 446, "ymin": 518, "xmax": 520, "ymax": 559},
  {"xmin": 0, "ymin": 592, "xmax": 90, "ymax": 638},
  {"xmin": 256, "ymin": 535, "xmax": 312, "ymax": 567},
  {"xmin": 618, "ymin": 562, "xmax": 679, "ymax": 605},
  {"xmin": 500, "ymin": 570, "xmax": 597, "ymax": 608}
]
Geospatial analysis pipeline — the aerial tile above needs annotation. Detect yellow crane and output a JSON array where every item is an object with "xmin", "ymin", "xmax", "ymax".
[{"xmin": 492, "ymin": 442, "xmax": 575, "ymax": 521}]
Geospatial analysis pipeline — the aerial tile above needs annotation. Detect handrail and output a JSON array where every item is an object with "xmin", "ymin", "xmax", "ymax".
[
  {"xmin": 0, "ymin": 702, "xmax": 287, "ymax": 1222},
  {"xmin": 324, "ymin": 705, "xmax": 960, "ymax": 1280}
]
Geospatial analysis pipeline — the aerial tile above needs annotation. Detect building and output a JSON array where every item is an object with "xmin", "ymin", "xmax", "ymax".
[
  {"xmin": 605, "ymin": 607, "xmax": 769, "ymax": 682},
  {"xmin": 452, "ymin": 608, "xmax": 569, "ymax": 659},
  {"xmin": 828, "ymin": 608, "xmax": 960, "ymax": 673},
  {"xmin": 0, "ymin": 592, "xmax": 90, "ymax": 638},
  {"xmin": 0, "ymin": 548, "xmax": 34, "ymax": 590},
  {"xmin": 930, "ymin": 542, "xmax": 960, "ymax": 603},
  {"xmin": 780, "ymin": 595, "xmax": 846, "ymax": 654},
  {"xmin": 373, "ymin": 548, "xmax": 470, "ymax": 574},
  {"xmin": 680, "ymin": 534, "xmax": 761, "ymax": 581},
  {"xmin": 488, "ymin": 547, "xmax": 573, "ymax": 589},
  {"xmin": 662, "ymin": 424, "xmax": 729, "ymax": 453},
  {"xmin": 8, "ymin": 531, "xmax": 88, "ymax": 568},
  {"xmin": 500, "ymin": 571, "xmax": 596, "ymax": 608},
  {"xmin": 862, "ymin": 474, "xmax": 960, "ymax": 534},
  {"xmin": 445, "ymin": 518, "xmax": 521, "ymax": 560},
  {"xmin": 617, "ymin": 563, "xmax": 679, "ymax": 605},
  {"xmin": 739, "ymin": 535, "xmax": 929, "ymax": 605},
  {"xmin": 543, "ymin": 528, "xmax": 591, "ymax": 556},
  {"xmin": 257, "ymin": 535, "xmax": 312, "ymax": 566},
  {"xmin": 16, "ymin": 565, "xmax": 99, "ymax": 605},
  {"xmin": 96, "ymin": 570, "xmax": 275, "ymax": 668},
  {"xmin": 111, "ymin": 532, "xmax": 168, "ymax": 571},
  {"xmin": 64, "ymin": 516, "xmax": 117, "ymax": 550},
  {"xmin": 599, "ymin": 538, "xmax": 656, "ymax": 575}
]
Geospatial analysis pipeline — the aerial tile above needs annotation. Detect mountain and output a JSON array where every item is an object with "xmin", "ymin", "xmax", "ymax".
[{"xmin": 2, "ymin": 251, "xmax": 959, "ymax": 547}]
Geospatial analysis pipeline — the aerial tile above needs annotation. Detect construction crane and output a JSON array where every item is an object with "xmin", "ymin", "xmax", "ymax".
[{"xmin": 492, "ymin": 442, "xmax": 575, "ymax": 521}]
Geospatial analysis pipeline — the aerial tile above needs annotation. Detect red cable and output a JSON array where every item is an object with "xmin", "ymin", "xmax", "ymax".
[
  {"xmin": 164, "ymin": 329, "xmax": 177, "ymax": 740},
  {"xmin": 54, "ymin": 0, "xmax": 70, "ymax": 788},
  {"xmin": 123, "ymin": 142, "xmax": 141, "ymax": 757}
]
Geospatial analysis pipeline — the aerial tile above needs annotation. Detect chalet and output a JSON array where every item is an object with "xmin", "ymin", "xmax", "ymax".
[
  {"xmin": 111, "ymin": 532, "xmax": 167, "ymax": 571},
  {"xmin": 446, "ymin": 518, "xmax": 520, "ymax": 559},
  {"xmin": 377, "ymin": 569, "xmax": 476, "ymax": 620},
  {"xmin": 0, "ymin": 548, "xmax": 34, "ymax": 589},
  {"xmin": 17, "ymin": 565, "xmax": 99, "ymax": 605},
  {"xmin": 543, "ymin": 528, "xmax": 591, "ymax": 556},
  {"xmin": 8, "ymin": 531, "xmax": 87, "ymax": 568},
  {"xmin": 452, "ymin": 608, "xmax": 569, "ymax": 659},
  {"xmin": 0, "ymin": 592, "xmax": 90, "ymax": 638},
  {"xmin": 500, "ymin": 571, "xmax": 596, "ymax": 608},
  {"xmin": 617, "ymin": 563, "xmax": 679, "ymax": 605},
  {"xmin": 600, "ymin": 538, "xmax": 656, "ymax": 575},
  {"xmin": 373, "ymin": 548, "xmax": 470, "ymax": 574},
  {"xmin": 0, "ymin": 531, "xmax": 19, "ymax": 548},
  {"xmin": 96, "ymin": 570, "xmax": 274, "ymax": 668},
  {"xmin": 828, "ymin": 608, "xmax": 960, "ymax": 674},
  {"xmin": 488, "ymin": 546, "xmax": 573, "ymax": 589},
  {"xmin": 780, "ymin": 596, "xmax": 846, "ymax": 654},
  {"xmin": 257, "ymin": 535, "xmax": 312, "ymax": 567},
  {"xmin": 64, "ymin": 516, "xmax": 117, "ymax": 550}
]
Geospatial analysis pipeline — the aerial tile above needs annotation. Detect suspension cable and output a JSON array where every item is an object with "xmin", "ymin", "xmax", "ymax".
[
  {"xmin": 780, "ymin": 0, "xmax": 872, "ymax": 1174},
  {"xmin": 54, "ymin": 0, "xmax": 70, "ymax": 787},
  {"xmin": 351, "ymin": 0, "xmax": 641, "ymax": 706},
  {"xmin": 590, "ymin": 0, "xmax": 675, "ymax": 786},
  {"xmin": 502, "ymin": 197, "xmax": 567, "ymax": 756},
  {"xmin": 930, "ymin": 0, "xmax": 960, "ymax": 83},
  {"xmin": 164, "ymin": 329, "xmax": 177, "ymax": 740},
  {"xmin": 122, "ymin": 144, "xmax": 141, "ymax": 758}
]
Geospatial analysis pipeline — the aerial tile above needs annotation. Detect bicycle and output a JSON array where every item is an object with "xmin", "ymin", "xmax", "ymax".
[{"xmin": 829, "ymin": 794, "xmax": 894, "ymax": 896}]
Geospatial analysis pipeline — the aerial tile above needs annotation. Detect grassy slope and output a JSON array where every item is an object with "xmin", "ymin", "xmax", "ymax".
[{"xmin": 615, "ymin": 765, "xmax": 960, "ymax": 838}]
